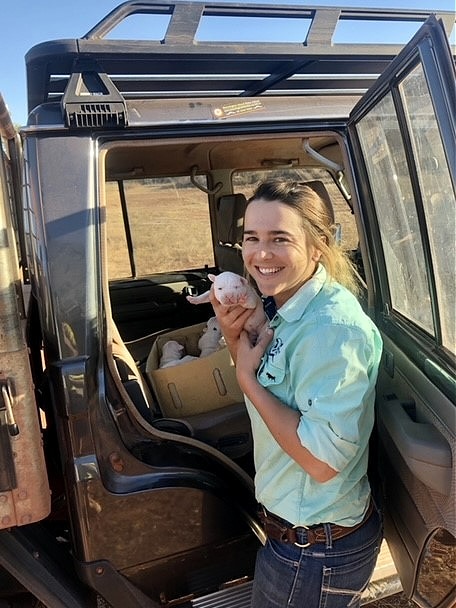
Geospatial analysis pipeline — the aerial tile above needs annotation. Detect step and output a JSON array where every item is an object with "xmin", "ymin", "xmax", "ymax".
[{"xmin": 190, "ymin": 540, "xmax": 401, "ymax": 607}]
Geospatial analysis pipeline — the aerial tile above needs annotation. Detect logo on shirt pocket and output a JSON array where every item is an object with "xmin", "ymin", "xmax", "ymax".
[
  {"xmin": 258, "ymin": 357, "xmax": 286, "ymax": 387},
  {"xmin": 258, "ymin": 365, "xmax": 285, "ymax": 387},
  {"xmin": 257, "ymin": 337, "xmax": 286, "ymax": 387},
  {"xmin": 269, "ymin": 337, "xmax": 284, "ymax": 361}
]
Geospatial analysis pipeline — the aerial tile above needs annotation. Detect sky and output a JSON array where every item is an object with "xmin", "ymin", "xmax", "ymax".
[{"xmin": 1, "ymin": 0, "xmax": 455, "ymax": 126}]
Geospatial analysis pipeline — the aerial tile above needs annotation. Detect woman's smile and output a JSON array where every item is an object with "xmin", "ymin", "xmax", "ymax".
[{"xmin": 256, "ymin": 266, "xmax": 284, "ymax": 275}]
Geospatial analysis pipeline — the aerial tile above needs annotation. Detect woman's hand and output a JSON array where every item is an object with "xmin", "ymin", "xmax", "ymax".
[
  {"xmin": 236, "ymin": 327, "xmax": 273, "ymax": 392},
  {"xmin": 209, "ymin": 288, "xmax": 256, "ymax": 362}
]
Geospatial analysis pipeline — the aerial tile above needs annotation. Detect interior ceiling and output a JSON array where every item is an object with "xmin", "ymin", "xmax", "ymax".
[{"xmin": 105, "ymin": 134, "xmax": 339, "ymax": 180}]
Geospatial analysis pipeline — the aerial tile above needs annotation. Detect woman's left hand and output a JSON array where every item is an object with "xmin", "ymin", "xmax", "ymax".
[
  {"xmin": 236, "ymin": 326, "xmax": 273, "ymax": 390},
  {"xmin": 209, "ymin": 287, "xmax": 255, "ymax": 362}
]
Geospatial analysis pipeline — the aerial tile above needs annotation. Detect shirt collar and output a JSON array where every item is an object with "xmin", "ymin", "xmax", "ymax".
[{"xmin": 274, "ymin": 264, "xmax": 327, "ymax": 324}]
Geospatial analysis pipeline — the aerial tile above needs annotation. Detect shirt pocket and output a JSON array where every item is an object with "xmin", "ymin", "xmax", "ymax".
[{"xmin": 257, "ymin": 358, "xmax": 286, "ymax": 388}]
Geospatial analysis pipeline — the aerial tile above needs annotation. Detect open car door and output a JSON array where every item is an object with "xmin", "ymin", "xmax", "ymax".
[
  {"xmin": 347, "ymin": 15, "xmax": 455, "ymax": 608},
  {"xmin": 0, "ymin": 101, "xmax": 50, "ymax": 531}
]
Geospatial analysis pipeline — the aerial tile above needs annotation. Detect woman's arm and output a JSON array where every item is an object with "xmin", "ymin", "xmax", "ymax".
[
  {"xmin": 210, "ymin": 290, "xmax": 338, "ymax": 482},
  {"xmin": 236, "ymin": 330, "xmax": 338, "ymax": 483}
]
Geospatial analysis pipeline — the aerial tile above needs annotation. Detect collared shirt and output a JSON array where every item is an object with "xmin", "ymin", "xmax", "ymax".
[{"xmin": 245, "ymin": 265, "xmax": 383, "ymax": 527}]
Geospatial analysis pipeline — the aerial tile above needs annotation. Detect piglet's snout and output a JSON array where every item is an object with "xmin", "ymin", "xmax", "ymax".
[{"xmin": 223, "ymin": 295, "xmax": 239, "ymax": 305}]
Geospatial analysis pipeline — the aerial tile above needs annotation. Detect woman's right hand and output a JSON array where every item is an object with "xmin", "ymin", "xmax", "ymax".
[{"xmin": 209, "ymin": 288, "xmax": 255, "ymax": 362}]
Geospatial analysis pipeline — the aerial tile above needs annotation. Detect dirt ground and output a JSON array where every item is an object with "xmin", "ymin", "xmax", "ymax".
[{"xmin": 369, "ymin": 595, "xmax": 416, "ymax": 608}]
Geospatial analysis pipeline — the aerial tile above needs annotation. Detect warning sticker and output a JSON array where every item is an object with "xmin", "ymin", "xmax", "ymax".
[{"xmin": 212, "ymin": 100, "xmax": 264, "ymax": 119}]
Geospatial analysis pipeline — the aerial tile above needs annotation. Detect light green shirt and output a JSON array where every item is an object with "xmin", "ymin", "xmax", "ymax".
[{"xmin": 246, "ymin": 265, "xmax": 383, "ymax": 527}]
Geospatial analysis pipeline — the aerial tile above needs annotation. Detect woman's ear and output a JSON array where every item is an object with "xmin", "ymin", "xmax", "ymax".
[{"xmin": 312, "ymin": 248, "xmax": 323, "ymax": 262}]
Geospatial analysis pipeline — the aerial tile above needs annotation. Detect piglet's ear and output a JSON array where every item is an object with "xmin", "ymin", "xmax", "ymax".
[
  {"xmin": 240, "ymin": 276, "xmax": 248, "ymax": 285},
  {"xmin": 208, "ymin": 274, "xmax": 216, "ymax": 283}
]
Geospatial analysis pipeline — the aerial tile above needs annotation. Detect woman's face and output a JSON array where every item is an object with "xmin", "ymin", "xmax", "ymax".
[{"xmin": 242, "ymin": 199, "xmax": 321, "ymax": 308}]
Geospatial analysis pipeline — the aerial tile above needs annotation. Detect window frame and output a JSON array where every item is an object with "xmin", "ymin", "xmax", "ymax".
[{"xmin": 347, "ymin": 18, "xmax": 456, "ymax": 393}]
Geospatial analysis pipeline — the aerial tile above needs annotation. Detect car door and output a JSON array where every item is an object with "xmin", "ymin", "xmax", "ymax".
[
  {"xmin": 0, "ymin": 107, "xmax": 50, "ymax": 530},
  {"xmin": 347, "ymin": 15, "xmax": 455, "ymax": 608}
]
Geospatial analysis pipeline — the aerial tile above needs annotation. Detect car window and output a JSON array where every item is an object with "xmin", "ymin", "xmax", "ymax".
[
  {"xmin": 105, "ymin": 176, "xmax": 215, "ymax": 278},
  {"xmin": 399, "ymin": 63, "xmax": 455, "ymax": 352},
  {"xmin": 356, "ymin": 65, "xmax": 455, "ymax": 355}
]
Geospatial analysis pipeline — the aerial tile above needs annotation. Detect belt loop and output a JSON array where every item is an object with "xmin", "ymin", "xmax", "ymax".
[{"xmin": 323, "ymin": 522, "xmax": 333, "ymax": 549}]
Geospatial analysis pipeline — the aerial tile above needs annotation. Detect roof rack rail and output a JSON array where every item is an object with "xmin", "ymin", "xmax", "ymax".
[{"xmin": 25, "ymin": 0, "xmax": 456, "ymax": 118}]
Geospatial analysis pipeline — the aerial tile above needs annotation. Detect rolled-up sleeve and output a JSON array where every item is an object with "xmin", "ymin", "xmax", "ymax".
[{"xmin": 294, "ymin": 323, "xmax": 375, "ymax": 472}]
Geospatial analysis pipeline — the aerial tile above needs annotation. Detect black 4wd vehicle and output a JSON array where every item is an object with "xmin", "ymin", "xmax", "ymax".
[{"xmin": 0, "ymin": 2, "xmax": 454, "ymax": 607}]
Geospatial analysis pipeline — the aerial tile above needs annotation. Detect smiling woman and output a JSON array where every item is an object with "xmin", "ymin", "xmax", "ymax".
[{"xmin": 210, "ymin": 178, "xmax": 384, "ymax": 608}]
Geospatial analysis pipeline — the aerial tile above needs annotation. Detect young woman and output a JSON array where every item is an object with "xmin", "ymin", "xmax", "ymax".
[{"xmin": 210, "ymin": 179, "xmax": 383, "ymax": 608}]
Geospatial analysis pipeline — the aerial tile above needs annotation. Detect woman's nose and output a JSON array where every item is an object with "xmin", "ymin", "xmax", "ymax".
[{"xmin": 258, "ymin": 246, "xmax": 273, "ymax": 259}]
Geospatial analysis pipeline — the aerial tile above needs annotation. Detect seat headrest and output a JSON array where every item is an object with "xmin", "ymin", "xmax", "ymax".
[
  {"xmin": 305, "ymin": 180, "xmax": 335, "ymax": 224},
  {"xmin": 216, "ymin": 193, "xmax": 247, "ymax": 245}
]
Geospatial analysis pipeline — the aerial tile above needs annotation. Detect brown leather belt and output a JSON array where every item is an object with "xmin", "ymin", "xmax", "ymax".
[{"xmin": 259, "ymin": 499, "xmax": 374, "ymax": 547}]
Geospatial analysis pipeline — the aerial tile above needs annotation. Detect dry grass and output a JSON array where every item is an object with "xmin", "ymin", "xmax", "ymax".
[
  {"xmin": 105, "ymin": 181, "xmax": 215, "ymax": 278},
  {"xmin": 105, "ymin": 178, "xmax": 358, "ymax": 280}
]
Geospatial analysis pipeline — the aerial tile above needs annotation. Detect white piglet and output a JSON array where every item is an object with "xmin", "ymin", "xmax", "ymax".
[
  {"xmin": 198, "ymin": 316, "xmax": 223, "ymax": 357},
  {"xmin": 159, "ymin": 340, "xmax": 198, "ymax": 368},
  {"xmin": 187, "ymin": 272, "xmax": 267, "ymax": 343}
]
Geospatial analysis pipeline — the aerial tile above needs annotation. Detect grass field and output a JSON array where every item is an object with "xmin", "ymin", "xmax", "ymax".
[
  {"xmin": 105, "ymin": 177, "xmax": 358, "ymax": 280},
  {"xmin": 105, "ymin": 180, "xmax": 215, "ymax": 279}
]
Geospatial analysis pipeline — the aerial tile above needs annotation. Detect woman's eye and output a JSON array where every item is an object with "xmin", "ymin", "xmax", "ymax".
[{"xmin": 243, "ymin": 236, "xmax": 258, "ymax": 242}]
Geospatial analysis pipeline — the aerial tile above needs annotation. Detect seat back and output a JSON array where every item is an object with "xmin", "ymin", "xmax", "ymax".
[
  {"xmin": 215, "ymin": 193, "xmax": 247, "ymax": 274},
  {"xmin": 110, "ymin": 320, "xmax": 156, "ymax": 422}
]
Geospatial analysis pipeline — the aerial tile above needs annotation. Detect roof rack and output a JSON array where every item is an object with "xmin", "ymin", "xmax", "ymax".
[{"xmin": 25, "ymin": 0, "xmax": 455, "ymax": 123}]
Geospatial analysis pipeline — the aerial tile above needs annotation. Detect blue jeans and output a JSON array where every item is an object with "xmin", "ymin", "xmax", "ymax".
[{"xmin": 251, "ymin": 504, "xmax": 382, "ymax": 608}]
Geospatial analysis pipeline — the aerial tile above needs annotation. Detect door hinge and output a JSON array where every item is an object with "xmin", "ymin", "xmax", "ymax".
[
  {"xmin": 0, "ymin": 379, "xmax": 19, "ymax": 437},
  {"xmin": 0, "ymin": 379, "xmax": 18, "ymax": 491}
]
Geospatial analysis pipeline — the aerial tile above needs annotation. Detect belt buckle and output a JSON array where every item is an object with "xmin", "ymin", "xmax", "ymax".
[{"xmin": 292, "ymin": 524, "xmax": 311, "ymax": 548}]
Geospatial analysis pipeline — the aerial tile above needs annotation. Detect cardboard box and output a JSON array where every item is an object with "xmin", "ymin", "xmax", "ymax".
[{"xmin": 146, "ymin": 323, "xmax": 244, "ymax": 417}]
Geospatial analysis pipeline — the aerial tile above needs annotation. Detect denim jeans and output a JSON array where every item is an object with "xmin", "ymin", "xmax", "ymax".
[{"xmin": 251, "ymin": 504, "xmax": 382, "ymax": 608}]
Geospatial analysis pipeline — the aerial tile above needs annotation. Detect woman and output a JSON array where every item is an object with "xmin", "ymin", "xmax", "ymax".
[{"xmin": 210, "ymin": 179, "xmax": 383, "ymax": 608}]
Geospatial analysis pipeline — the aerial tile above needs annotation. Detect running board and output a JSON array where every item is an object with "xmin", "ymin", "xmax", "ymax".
[
  {"xmin": 191, "ymin": 581, "xmax": 253, "ymax": 607},
  {"xmin": 189, "ymin": 572, "xmax": 402, "ymax": 607}
]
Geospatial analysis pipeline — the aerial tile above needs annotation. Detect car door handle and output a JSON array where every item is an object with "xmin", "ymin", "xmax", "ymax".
[{"xmin": 379, "ymin": 398, "xmax": 452, "ymax": 495}]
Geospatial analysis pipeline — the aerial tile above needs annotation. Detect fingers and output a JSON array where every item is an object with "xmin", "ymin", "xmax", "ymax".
[
  {"xmin": 257, "ymin": 326, "xmax": 274, "ymax": 350},
  {"xmin": 237, "ymin": 327, "xmax": 273, "ymax": 381},
  {"xmin": 238, "ymin": 326, "xmax": 273, "ymax": 354},
  {"xmin": 228, "ymin": 307, "xmax": 254, "ymax": 329},
  {"xmin": 213, "ymin": 299, "xmax": 252, "ymax": 328}
]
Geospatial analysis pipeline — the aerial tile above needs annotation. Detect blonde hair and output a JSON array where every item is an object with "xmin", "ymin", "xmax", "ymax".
[{"xmin": 247, "ymin": 179, "xmax": 360, "ymax": 295}]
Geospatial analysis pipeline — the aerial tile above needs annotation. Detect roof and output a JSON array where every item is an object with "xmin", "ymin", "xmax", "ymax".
[{"xmin": 24, "ymin": 1, "xmax": 456, "ymax": 124}]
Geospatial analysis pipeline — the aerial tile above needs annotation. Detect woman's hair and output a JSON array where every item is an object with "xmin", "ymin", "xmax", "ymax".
[{"xmin": 246, "ymin": 178, "xmax": 360, "ymax": 295}]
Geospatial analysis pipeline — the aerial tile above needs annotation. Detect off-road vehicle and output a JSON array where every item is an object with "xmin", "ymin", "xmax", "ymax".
[{"xmin": 0, "ymin": 2, "xmax": 455, "ymax": 607}]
